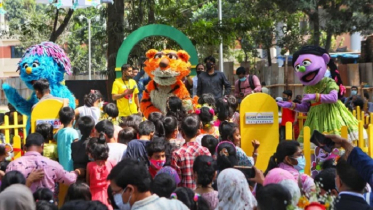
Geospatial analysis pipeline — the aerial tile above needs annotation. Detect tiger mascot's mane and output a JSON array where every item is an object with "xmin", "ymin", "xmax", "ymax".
[{"xmin": 140, "ymin": 49, "xmax": 192, "ymax": 118}]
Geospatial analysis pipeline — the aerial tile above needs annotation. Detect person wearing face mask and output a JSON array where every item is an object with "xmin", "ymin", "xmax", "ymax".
[
  {"xmin": 108, "ymin": 158, "xmax": 188, "ymax": 210},
  {"xmin": 265, "ymin": 140, "xmax": 316, "ymax": 196},
  {"xmin": 234, "ymin": 66, "xmax": 262, "ymax": 103},
  {"xmin": 186, "ymin": 63, "xmax": 205, "ymax": 97},
  {"xmin": 146, "ymin": 140, "xmax": 167, "ymax": 178},
  {"xmin": 344, "ymin": 86, "xmax": 358, "ymax": 110},
  {"xmin": 197, "ymin": 56, "xmax": 231, "ymax": 100},
  {"xmin": 112, "ymin": 64, "xmax": 141, "ymax": 117}
]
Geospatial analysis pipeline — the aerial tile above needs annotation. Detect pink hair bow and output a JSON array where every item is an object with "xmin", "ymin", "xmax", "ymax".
[{"xmin": 339, "ymin": 84, "xmax": 346, "ymax": 95}]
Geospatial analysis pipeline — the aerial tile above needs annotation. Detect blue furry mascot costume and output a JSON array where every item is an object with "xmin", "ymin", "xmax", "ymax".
[{"xmin": 2, "ymin": 42, "xmax": 75, "ymax": 132}]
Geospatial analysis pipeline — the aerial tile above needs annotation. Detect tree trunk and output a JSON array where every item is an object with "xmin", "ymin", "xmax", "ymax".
[
  {"xmin": 325, "ymin": 30, "xmax": 333, "ymax": 51},
  {"xmin": 49, "ymin": 9, "xmax": 74, "ymax": 42},
  {"xmin": 147, "ymin": 0, "xmax": 155, "ymax": 24},
  {"xmin": 266, "ymin": 47, "xmax": 272, "ymax": 66},
  {"xmin": 107, "ymin": 0, "xmax": 125, "ymax": 102},
  {"xmin": 309, "ymin": 12, "xmax": 320, "ymax": 46}
]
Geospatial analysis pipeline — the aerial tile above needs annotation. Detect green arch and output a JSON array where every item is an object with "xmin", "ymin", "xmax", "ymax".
[{"xmin": 115, "ymin": 24, "xmax": 198, "ymax": 78}]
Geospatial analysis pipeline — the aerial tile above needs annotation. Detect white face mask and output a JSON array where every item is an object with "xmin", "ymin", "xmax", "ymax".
[{"xmin": 114, "ymin": 188, "xmax": 132, "ymax": 210}]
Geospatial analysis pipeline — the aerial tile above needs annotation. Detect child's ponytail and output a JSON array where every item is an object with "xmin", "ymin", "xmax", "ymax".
[{"xmin": 328, "ymin": 58, "xmax": 345, "ymax": 99}]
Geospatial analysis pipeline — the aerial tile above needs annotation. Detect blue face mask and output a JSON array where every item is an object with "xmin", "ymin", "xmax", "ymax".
[
  {"xmin": 351, "ymin": 90, "xmax": 357, "ymax": 95},
  {"xmin": 294, "ymin": 156, "xmax": 305, "ymax": 172},
  {"xmin": 239, "ymin": 77, "xmax": 246, "ymax": 82},
  {"xmin": 114, "ymin": 188, "xmax": 132, "ymax": 210},
  {"xmin": 324, "ymin": 70, "xmax": 331, "ymax": 78}
]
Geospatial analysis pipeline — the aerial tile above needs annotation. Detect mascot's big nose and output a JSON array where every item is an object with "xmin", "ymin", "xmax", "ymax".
[
  {"xmin": 159, "ymin": 58, "xmax": 169, "ymax": 69},
  {"xmin": 26, "ymin": 67, "xmax": 32, "ymax": 74}
]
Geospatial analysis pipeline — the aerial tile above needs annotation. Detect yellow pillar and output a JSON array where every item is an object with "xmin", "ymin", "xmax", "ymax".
[
  {"xmin": 341, "ymin": 126, "xmax": 348, "ymax": 139},
  {"xmin": 13, "ymin": 135, "xmax": 22, "ymax": 160},
  {"xmin": 298, "ymin": 113, "xmax": 304, "ymax": 132},
  {"xmin": 240, "ymin": 93, "xmax": 279, "ymax": 171},
  {"xmin": 358, "ymin": 121, "xmax": 367, "ymax": 153},
  {"xmin": 356, "ymin": 106, "xmax": 361, "ymax": 121},
  {"xmin": 368, "ymin": 124, "xmax": 373, "ymax": 157},
  {"xmin": 285, "ymin": 122, "xmax": 293, "ymax": 140},
  {"xmin": 303, "ymin": 126, "xmax": 311, "ymax": 176},
  {"xmin": 3, "ymin": 116, "xmax": 10, "ymax": 144}
]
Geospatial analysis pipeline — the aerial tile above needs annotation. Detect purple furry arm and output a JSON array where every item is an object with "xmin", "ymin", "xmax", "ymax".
[
  {"xmin": 320, "ymin": 90, "xmax": 338, "ymax": 103},
  {"xmin": 2, "ymin": 83, "xmax": 37, "ymax": 116},
  {"xmin": 294, "ymin": 102, "xmax": 311, "ymax": 113}
]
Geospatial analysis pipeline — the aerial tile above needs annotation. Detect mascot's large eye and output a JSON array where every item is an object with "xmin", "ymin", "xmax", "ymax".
[
  {"xmin": 154, "ymin": 54, "xmax": 162, "ymax": 59},
  {"xmin": 302, "ymin": 60, "xmax": 311, "ymax": 66},
  {"xmin": 295, "ymin": 64, "xmax": 300, "ymax": 72},
  {"xmin": 23, "ymin": 63, "xmax": 28, "ymax": 69},
  {"xmin": 32, "ymin": 62, "xmax": 39, "ymax": 68},
  {"xmin": 168, "ymin": 54, "xmax": 178, "ymax": 60}
]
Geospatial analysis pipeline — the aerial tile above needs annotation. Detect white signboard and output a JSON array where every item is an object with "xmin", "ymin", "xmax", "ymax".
[
  {"xmin": 245, "ymin": 112, "xmax": 274, "ymax": 124},
  {"xmin": 36, "ymin": 119, "xmax": 62, "ymax": 129}
]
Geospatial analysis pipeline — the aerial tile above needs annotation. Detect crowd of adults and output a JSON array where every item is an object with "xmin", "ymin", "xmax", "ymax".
[{"xmin": 0, "ymin": 55, "xmax": 373, "ymax": 210}]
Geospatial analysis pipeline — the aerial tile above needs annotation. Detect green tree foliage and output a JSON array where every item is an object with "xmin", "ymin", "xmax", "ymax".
[
  {"xmin": 2, "ymin": 0, "xmax": 107, "ymax": 75},
  {"xmin": 272, "ymin": 0, "xmax": 373, "ymax": 51}
]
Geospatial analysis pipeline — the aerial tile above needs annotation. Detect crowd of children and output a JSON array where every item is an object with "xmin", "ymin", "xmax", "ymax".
[{"xmin": 1, "ymin": 82, "xmax": 373, "ymax": 210}]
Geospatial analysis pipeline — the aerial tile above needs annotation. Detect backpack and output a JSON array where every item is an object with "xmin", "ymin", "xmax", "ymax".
[{"xmin": 238, "ymin": 75, "xmax": 256, "ymax": 93}]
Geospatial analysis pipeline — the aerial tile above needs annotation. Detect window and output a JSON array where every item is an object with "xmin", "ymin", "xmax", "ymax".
[{"xmin": 11, "ymin": 46, "xmax": 23, "ymax": 58}]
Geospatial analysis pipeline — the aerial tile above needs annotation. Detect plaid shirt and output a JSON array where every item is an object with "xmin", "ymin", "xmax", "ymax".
[{"xmin": 171, "ymin": 141, "xmax": 211, "ymax": 189}]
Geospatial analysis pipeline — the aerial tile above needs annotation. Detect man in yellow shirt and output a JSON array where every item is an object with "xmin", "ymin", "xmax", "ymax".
[{"xmin": 112, "ymin": 64, "xmax": 141, "ymax": 117}]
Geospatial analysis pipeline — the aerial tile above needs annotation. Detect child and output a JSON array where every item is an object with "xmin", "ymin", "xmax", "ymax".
[
  {"xmin": 151, "ymin": 173, "xmax": 177, "ymax": 198},
  {"xmin": 86, "ymin": 136, "xmax": 115, "ymax": 210},
  {"xmin": 171, "ymin": 187, "xmax": 210, "ymax": 210},
  {"xmin": 201, "ymin": 135, "xmax": 218, "ymax": 159},
  {"xmin": 195, "ymin": 107, "xmax": 219, "ymax": 144},
  {"xmin": 102, "ymin": 103, "xmax": 122, "ymax": 141},
  {"xmin": 36, "ymin": 200, "xmax": 58, "ymax": 210},
  {"xmin": 36, "ymin": 123, "xmax": 57, "ymax": 161},
  {"xmin": 55, "ymin": 107, "xmax": 79, "ymax": 171},
  {"xmin": 95, "ymin": 120, "xmax": 127, "ymax": 163},
  {"xmin": 148, "ymin": 112, "xmax": 165, "ymax": 138},
  {"xmin": 314, "ymin": 168, "xmax": 338, "ymax": 197},
  {"xmin": 117, "ymin": 127, "xmax": 137, "ymax": 145},
  {"xmin": 75, "ymin": 90, "xmax": 103, "ymax": 125},
  {"xmin": 171, "ymin": 115, "xmax": 211, "ymax": 189},
  {"xmin": 33, "ymin": 188, "xmax": 54, "ymax": 203},
  {"xmin": 163, "ymin": 116, "xmax": 184, "ymax": 149},
  {"xmin": 193, "ymin": 155, "xmax": 218, "ymax": 210},
  {"xmin": 219, "ymin": 121, "xmax": 259, "ymax": 166},
  {"xmin": 146, "ymin": 140, "xmax": 167, "ymax": 178},
  {"xmin": 124, "ymin": 121, "xmax": 155, "ymax": 166},
  {"xmin": 166, "ymin": 96, "xmax": 187, "ymax": 128},
  {"xmin": 64, "ymin": 182, "xmax": 92, "ymax": 202},
  {"xmin": 71, "ymin": 116, "xmax": 95, "ymax": 181},
  {"xmin": 214, "ymin": 95, "xmax": 238, "ymax": 127},
  {"xmin": 215, "ymin": 141, "xmax": 238, "ymax": 172}
]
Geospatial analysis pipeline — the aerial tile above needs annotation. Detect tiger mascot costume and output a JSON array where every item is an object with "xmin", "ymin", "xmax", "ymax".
[{"xmin": 140, "ymin": 49, "xmax": 192, "ymax": 118}]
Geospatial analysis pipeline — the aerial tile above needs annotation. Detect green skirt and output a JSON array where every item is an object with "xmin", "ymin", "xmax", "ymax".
[{"xmin": 297, "ymin": 101, "xmax": 359, "ymax": 142}]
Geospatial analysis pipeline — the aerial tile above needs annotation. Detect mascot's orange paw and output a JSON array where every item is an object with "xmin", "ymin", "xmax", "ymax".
[{"xmin": 140, "ymin": 49, "xmax": 191, "ymax": 118}]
